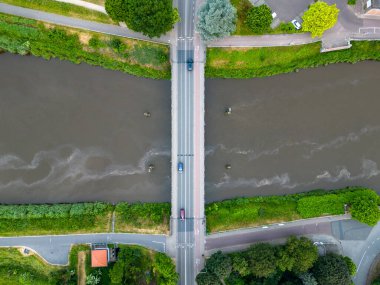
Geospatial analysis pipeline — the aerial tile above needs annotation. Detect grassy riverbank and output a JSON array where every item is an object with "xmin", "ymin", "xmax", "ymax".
[
  {"xmin": 0, "ymin": 0, "xmax": 113, "ymax": 24},
  {"xmin": 0, "ymin": 13, "xmax": 170, "ymax": 79},
  {"xmin": 115, "ymin": 202, "xmax": 171, "ymax": 234},
  {"xmin": 206, "ymin": 41, "xmax": 380, "ymax": 78},
  {"xmin": 205, "ymin": 187, "xmax": 380, "ymax": 233},
  {"xmin": 0, "ymin": 202, "xmax": 170, "ymax": 236}
]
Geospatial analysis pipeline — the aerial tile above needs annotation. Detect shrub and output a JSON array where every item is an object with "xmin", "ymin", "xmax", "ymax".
[
  {"xmin": 351, "ymin": 194, "xmax": 380, "ymax": 226},
  {"xmin": 343, "ymin": 256, "xmax": 357, "ymax": 276},
  {"xmin": 88, "ymin": 36, "xmax": 103, "ymax": 49},
  {"xmin": 348, "ymin": 0, "xmax": 356, "ymax": 5},
  {"xmin": 245, "ymin": 5, "xmax": 272, "ymax": 33}
]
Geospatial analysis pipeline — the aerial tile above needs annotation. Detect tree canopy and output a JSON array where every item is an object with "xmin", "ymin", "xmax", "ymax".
[
  {"xmin": 312, "ymin": 254, "xmax": 351, "ymax": 285},
  {"xmin": 247, "ymin": 243, "xmax": 277, "ymax": 278},
  {"xmin": 245, "ymin": 5, "xmax": 272, "ymax": 33},
  {"xmin": 196, "ymin": 272, "xmax": 222, "ymax": 285},
  {"xmin": 205, "ymin": 251, "xmax": 232, "ymax": 280},
  {"xmin": 105, "ymin": 0, "xmax": 178, "ymax": 38},
  {"xmin": 301, "ymin": 1, "xmax": 339, "ymax": 38},
  {"xmin": 277, "ymin": 236, "xmax": 318, "ymax": 274},
  {"xmin": 196, "ymin": 0, "xmax": 237, "ymax": 41}
]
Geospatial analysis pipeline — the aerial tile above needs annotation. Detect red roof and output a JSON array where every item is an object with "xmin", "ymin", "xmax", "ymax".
[{"xmin": 91, "ymin": 249, "xmax": 108, "ymax": 267}]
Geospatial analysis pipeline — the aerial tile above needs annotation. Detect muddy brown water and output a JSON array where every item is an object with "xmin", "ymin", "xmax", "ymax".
[
  {"xmin": 205, "ymin": 61, "xmax": 380, "ymax": 201},
  {"xmin": 1, "ymin": 53, "xmax": 380, "ymax": 204},
  {"xmin": 0, "ymin": 53, "xmax": 171, "ymax": 203}
]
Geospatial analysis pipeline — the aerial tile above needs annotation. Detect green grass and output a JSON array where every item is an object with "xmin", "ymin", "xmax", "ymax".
[
  {"xmin": 206, "ymin": 41, "xmax": 380, "ymax": 78},
  {"xmin": 205, "ymin": 187, "xmax": 380, "ymax": 233},
  {"xmin": 0, "ymin": 12, "xmax": 170, "ymax": 79},
  {"xmin": 0, "ymin": 0, "xmax": 113, "ymax": 24},
  {"xmin": 115, "ymin": 202, "xmax": 170, "ymax": 234},
  {"xmin": 230, "ymin": 0, "xmax": 300, "ymax": 35},
  {"xmin": 0, "ymin": 248, "xmax": 67, "ymax": 285}
]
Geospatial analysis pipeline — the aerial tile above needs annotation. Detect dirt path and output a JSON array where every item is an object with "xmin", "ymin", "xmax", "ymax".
[{"xmin": 77, "ymin": 251, "xmax": 87, "ymax": 285}]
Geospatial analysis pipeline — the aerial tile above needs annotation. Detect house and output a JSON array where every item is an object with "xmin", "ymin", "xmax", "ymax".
[
  {"xmin": 362, "ymin": 0, "xmax": 380, "ymax": 16},
  {"xmin": 91, "ymin": 244, "xmax": 109, "ymax": 268}
]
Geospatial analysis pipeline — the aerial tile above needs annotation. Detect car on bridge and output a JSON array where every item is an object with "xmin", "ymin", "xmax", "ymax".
[
  {"xmin": 187, "ymin": 59, "xmax": 193, "ymax": 71},
  {"xmin": 178, "ymin": 162, "xmax": 183, "ymax": 173},
  {"xmin": 180, "ymin": 208, "xmax": 185, "ymax": 221}
]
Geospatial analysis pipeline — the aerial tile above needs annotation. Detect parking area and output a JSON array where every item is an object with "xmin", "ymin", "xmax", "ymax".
[{"xmin": 264, "ymin": 0, "xmax": 313, "ymax": 22}]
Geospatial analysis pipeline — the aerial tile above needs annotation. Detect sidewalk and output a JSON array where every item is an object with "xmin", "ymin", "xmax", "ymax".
[{"xmin": 55, "ymin": 0, "xmax": 106, "ymax": 13}]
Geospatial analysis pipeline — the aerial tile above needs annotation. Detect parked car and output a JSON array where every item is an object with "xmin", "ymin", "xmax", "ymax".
[
  {"xmin": 180, "ymin": 208, "xmax": 185, "ymax": 221},
  {"xmin": 291, "ymin": 19, "xmax": 302, "ymax": 30},
  {"xmin": 178, "ymin": 162, "xmax": 183, "ymax": 173},
  {"xmin": 187, "ymin": 59, "xmax": 193, "ymax": 71}
]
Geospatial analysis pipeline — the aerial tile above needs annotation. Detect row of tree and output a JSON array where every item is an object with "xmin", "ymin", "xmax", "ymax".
[
  {"xmin": 104, "ymin": 0, "xmax": 339, "ymax": 40},
  {"xmin": 196, "ymin": 236, "xmax": 356, "ymax": 285}
]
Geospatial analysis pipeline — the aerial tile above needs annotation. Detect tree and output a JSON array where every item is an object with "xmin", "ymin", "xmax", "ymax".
[
  {"xmin": 105, "ymin": 0, "xmax": 178, "ymax": 38},
  {"xmin": 196, "ymin": 0, "xmax": 237, "ymax": 42},
  {"xmin": 105, "ymin": 0, "xmax": 128, "ymax": 21},
  {"xmin": 312, "ymin": 254, "xmax": 351, "ymax": 285},
  {"xmin": 301, "ymin": 1, "xmax": 339, "ymax": 38},
  {"xmin": 247, "ymin": 243, "xmax": 277, "ymax": 278},
  {"xmin": 153, "ymin": 253, "xmax": 179, "ymax": 285},
  {"xmin": 231, "ymin": 254, "xmax": 250, "ymax": 276},
  {"xmin": 196, "ymin": 272, "xmax": 222, "ymax": 285},
  {"xmin": 343, "ymin": 256, "xmax": 357, "ymax": 276},
  {"xmin": 109, "ymin": 247, "xmax": 148, "ymax": 284},
  {"xmin": 351, "ymin": 194, "xmax": 380, "ymax": 226},
  {"xmin": 277, "ymin": 236, "xmax": 318, "ymax": 274},
  {"xmin": 205, "ymin": 251, "xmax": 232, "ymax": 280},
  {"xmin": 299, "ymin": 273, "xmax": 318, "ymax": 285},
  {"xmin": 245, "ymin": 5, "xmax": 272, "ymax": 34}
]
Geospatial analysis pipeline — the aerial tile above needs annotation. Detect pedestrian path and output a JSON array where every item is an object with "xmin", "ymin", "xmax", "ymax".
[{"xmin": 55, "ymin": 0, "xmax": 106, "ymax": 13}]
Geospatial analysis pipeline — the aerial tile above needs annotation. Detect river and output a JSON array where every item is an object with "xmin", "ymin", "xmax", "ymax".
[{"xmin": 1, "ymin": 53, "xmax": 380, "ymax": 203}]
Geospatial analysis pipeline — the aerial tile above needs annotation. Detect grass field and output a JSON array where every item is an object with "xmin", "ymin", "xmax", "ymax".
[
  {"xmin": 0, "ymin": 0, "xmax": 113, "ymax": 24},
  {"xmin": 206, "ymin": 41, "xmax": 380, "ymax": 78},
  {"xmin": 205, "ymin": 187, "xmax": 380, "ymax": 233},
  {"xmin": 0, "ymin": 248, "xmax": 66, "ymax": 284},
  {"xmin": 0, "ymin": 12, "xmax": 170, "ymax": 79}
]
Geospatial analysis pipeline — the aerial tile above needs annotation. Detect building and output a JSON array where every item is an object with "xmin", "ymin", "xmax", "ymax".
[
  {"xmin": 363, "ymin": 0, "xmax": 380, "ymax": 16},
  {"xmin": 91, "ymin": 244, "xmax": 109, "ymax": 268}
]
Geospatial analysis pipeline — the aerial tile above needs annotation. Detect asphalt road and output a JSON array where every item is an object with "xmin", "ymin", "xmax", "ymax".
[
  {"xmin": 174, "ymin": 0, "xmax": 197, "ymax": 283},
  {"xmin": 0, "ymin": 233, "xmax": 166, "ymax": 265},
  {"xmin": 205, "ymin": 216, "xmax": 349, "ymax": 253},
  {"xmin": 0, "ymin": 3, "xmax": 169, "ymax": 43}
]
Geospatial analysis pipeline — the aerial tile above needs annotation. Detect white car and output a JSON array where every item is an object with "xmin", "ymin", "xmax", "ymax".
[{"xmin": 291, "ymin": 19, "xmax": 302, "ymax": 30}]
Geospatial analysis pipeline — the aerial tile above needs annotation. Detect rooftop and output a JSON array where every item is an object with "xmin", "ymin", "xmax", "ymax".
[{"xmin": 91, "ymin": 249, "xmax": 108, "ymax": 267}]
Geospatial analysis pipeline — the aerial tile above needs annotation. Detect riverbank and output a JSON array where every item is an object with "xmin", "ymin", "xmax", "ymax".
[
  {"xmin": 206, "ymin": 41, "xmax": 380, "ymax": 78},
  {"xmin": 205, "ymin": 187, "xmax": 380, "ymax": 233},
  {"xmin": 0, "ymin": 202, "xmax": 170, "ymax": 236},
  {"xmin": 0, "ymin": 12, "xmax": 170, "ymax": 79}
]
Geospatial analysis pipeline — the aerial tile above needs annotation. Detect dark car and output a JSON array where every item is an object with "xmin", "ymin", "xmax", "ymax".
[
  {"xmin": 187, "ymin": 59, "xmax": 193, "ymax": 71},
  {"xmin": 180, "ymin": 208, "xmax": 185, "ymax": 221}
]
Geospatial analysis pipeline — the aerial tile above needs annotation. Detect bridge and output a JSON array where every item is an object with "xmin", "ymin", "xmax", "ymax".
[{"xmin": 169, "ymin": 0, "xmax": 206, "ymax": 283}]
